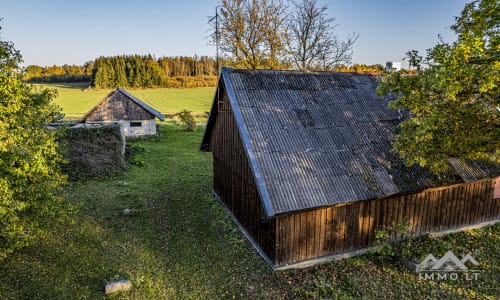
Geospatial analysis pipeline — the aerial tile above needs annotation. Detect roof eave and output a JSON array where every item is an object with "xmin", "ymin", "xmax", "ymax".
[
  {"xmin": 220, "ymin": 68, "xmax": 276, "ymax": 218},
  {"xmin": 117, "ymin": 88, "xmax": 165, "ymax": 121},
  {"xmin": 200, "ymin": 72, "xmax": 225, "ymax": 152},
  {"xmin": 79, "ymin": 88, "xmax": 118, "ymax": 122}
]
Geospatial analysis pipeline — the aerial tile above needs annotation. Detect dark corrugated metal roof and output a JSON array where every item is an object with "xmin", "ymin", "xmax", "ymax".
[
  {"xmin": 80, "ymin": 88, "xmax": 165, "ymax": 122},
  {"xmin": 201, "ymin": 68, "xmax": 499, "ymax": 216}
]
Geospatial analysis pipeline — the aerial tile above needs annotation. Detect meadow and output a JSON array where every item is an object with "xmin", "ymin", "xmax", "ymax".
[
  {"xmin": 0, "ymin": 124, "xmax": 498, "ymax": 299},
  {"xmin": 35, "ymin": 82, "xmax": 215, "ymax": 120}
]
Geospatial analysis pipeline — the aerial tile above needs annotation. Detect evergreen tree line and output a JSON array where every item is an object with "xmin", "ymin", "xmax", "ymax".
[
  {"xmin": 90, "ymin": 55, "xmax": 219, "ymax": 88},
  {"xmin": 24, "ymin": 55, "xmax": 220, "ymax": 88}
]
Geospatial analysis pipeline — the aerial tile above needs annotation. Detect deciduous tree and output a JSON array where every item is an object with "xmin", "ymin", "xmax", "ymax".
[
  {"xmin": 377, "ymin": 0, "xmax": 499, "ymax": 173},
  {"xmin": 216, "ymin": 0, "xmax": 287, "ymax": 69},
  {"xmin": 0, "ymin": 25, "xmax": 66, "ymax": 259},
  {"xmin": 287, "ymin": 0, "xmax": 358, "ymax": 71}
]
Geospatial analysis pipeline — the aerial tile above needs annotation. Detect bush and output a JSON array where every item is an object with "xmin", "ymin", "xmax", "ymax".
[
  {"xmin": 177, "ymin": 109, "xmax": 197, "ymax": 131},
  {"xmin": 373, "ymin": 221, "xmax": 411, "ymax": 260},
  {"xmin": 0, "ymin": 26, "xmax": 66, "ymax": 260},
  {"xmin": 125, "ymin": 144, "xmax": 146, "ymax": 167},
  {"xmin": 61, "ymin": 125, "xmax": 125, "ymax": 179}
]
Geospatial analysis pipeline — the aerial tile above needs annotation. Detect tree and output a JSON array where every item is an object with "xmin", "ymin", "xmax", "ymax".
[
  {"xmin": 404, "ymin": 49, "xmax": 423, "ymax": 71},
  {"xmin": 0, "ymin": 25, "xmax": 66, "ymax": 259},
  {"xmin": 215, "ymin": 0, "xmax": 287, "ymax": 69},
  {"xmin": 377, "ymin": 0, "xmax": 499, "ymax": 173},
  {"xmin": 287, "ymin": 0, "xmax": 358, "ymax": 71}
]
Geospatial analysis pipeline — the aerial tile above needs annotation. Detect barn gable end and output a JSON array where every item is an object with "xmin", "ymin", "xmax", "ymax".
[
  {"xmin": 202, "ymin": 79, "xmax": 276, "ymax": 262},
  {"xmin": 201, "ymin": 68, "xmax": 500, "ymax": 268},
  {"xmin": 81, "ymin": 88, "xmax": 164, "ymax": 137}
]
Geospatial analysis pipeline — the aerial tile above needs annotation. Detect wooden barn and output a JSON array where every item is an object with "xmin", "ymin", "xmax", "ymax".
[
  {"xmin": 200, "ymin": 68, "xmax": 500, "ymax": 269},
  {"xmin": 80, "ymin": 88, "xmax": 165, "ymax": 137}
]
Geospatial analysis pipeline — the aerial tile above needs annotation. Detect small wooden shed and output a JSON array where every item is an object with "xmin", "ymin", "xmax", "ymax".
[
  {"xmin": 201, "ymin": 68, "xmax": 500, "ymax": 269},
  {"xmin": 81, "ymin": 88, "xmax": 165, "ymax": 137}
]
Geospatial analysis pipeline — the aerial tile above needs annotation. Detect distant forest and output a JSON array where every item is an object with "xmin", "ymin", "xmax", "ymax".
[
  {"xmin": 25, "ymin": 55, "xmax": 219, "ymax": 88},
  {"xmin": 24, "ymin": 55, "xmax": 383, "ymax": 89}
]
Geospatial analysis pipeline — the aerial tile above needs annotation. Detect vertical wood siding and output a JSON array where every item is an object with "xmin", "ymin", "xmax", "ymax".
[
  {"xmin": 207, "ymin": 86, "xmax": 499, "ymax": 267},
  {"xmin": 209, "ymin": 89, "xmax": 276, "ymax": 260},
  {"xmin": 86, "ymin": 92, "xmax": 155, "ymax": 121},
  {"xmin": 275, "ymin": 179, "xmax": 498, "ymax": 266}
]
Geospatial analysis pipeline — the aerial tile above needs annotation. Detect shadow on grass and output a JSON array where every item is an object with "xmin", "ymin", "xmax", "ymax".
[{"xmin": 1, "ymin": 124, "xmax": 498, "ymax": 299}]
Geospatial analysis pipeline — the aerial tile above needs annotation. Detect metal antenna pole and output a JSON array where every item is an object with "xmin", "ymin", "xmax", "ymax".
[{"xmin": 215, "ymin": 7, "xmax": 220, "ymax": 76}]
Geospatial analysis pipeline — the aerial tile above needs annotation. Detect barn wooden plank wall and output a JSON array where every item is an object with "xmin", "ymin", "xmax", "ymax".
[
  {"xmin": 275, "ymin": 179, "xmax": 498, "ymax": 266},
  {"xmin": 210, "ymin": 90, "xmax": 276, "ymax": 260},
  {"xmin": 86, "ymin": 92, "xmax": 154, "ymax": 121},
  {"xmin": 208, "ymin": 85, "xmax": 499, "ymax": 268}
]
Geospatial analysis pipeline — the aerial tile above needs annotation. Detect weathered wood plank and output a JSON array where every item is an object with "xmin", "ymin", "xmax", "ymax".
[
  {"xmin": 299, "ymin": 213, "xmax": 307, "ymax": 261},
  {"xmin": 293, "ymin": 213, "xmax": 301, "ymax": 262},
  {"xmin": 367, "ymin": 198, "xmax": 376, "ymax": 244},
  {"xmin": 318, "ymin": 208, "xmax": 326, "ymax": 257},
  {"xmin": 336, "ymin": 206, "xmax": 346, "ymax": 253},
  {"xmin": 325, "ymin": 207, "xmax": 333, "ymax": 253},
  {"xmin": 361, "ymin": 201, "xmax": 370, "ymax": 248}
]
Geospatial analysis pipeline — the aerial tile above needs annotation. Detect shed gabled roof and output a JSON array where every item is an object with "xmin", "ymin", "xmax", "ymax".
[
  {"xmin": 201, "ymin": 68, "xmax": 499, "ymax": 217},
  {"xmin": 80, "ymin": 88, "xmax": 165, "ymax": 122}
]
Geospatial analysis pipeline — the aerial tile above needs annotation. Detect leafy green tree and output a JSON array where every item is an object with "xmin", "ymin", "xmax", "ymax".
[
  {"xmin": 377, "ymin": 0, "xmax": 499, "ymax": 173},
  {"xmin": 0, "ymin": 26, "xmax": 66, "ymax": 259},
  {"xmin": 404, "ymin": 49, "xmax": 423, "ymax": 71}
]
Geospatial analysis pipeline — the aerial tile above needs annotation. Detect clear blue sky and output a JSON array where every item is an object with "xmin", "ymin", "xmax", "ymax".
[{"xmin": 1, "ymin": 0, "xmax": 468, "ymax": 67}]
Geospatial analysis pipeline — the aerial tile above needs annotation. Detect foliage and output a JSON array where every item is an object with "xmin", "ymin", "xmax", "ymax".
[
  {"xmin": 125, "ymin": 144, "xmax": 146, "ymax": 167},
  {"xmin": 336, "ymin": 63, "xmax": 384, "ymax": 73},
  {"xmin": 24, "ymin": 63, "xmax": 93, "ymax": 83},
  {"xmin": 404, "ymin": 49, "xmax": 423, "ymax": 71},
  {"xmin": 215, "ymin": 0, "xmax": 287, "ymax": 69},
  {"xmin": 0, "ymin": 125, "xmax": 498, "ymax": 299},
  {"xmin": 61, "ymin": 125, "xmax": 125, "ymax": 180},
  {"xmin": 90, "ymin": 55, "xmax": 218, "ymax": 89},
  {"xmin": 373, "ymin": 221, "xmax": 411, "ymax": 259},
  {"xmin": 377, "ymin": 0, "xmax": 500, "ymax": 173},
  {"xmin": 287, "ymin": 0, "xmax": 358, "ymax": 71},
  {"xmin": 214, "ymin": 0, "xmax": 357, "ymax": 70},
  {"xmin": 24, "ymin": 55, "xmax": 219, "ymax": 88},
  {"xmin": 0, "ymin": 26, "xmax": 66, "ymax": 260},
  {"xmin": 177, "ymin": 109, "xmax": 197, "ymax": 131}
]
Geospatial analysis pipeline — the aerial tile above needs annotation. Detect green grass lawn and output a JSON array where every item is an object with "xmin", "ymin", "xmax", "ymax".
[
  {"xmin": 0, "ymin": 124, "xmax": 498, "ymax": 299},
  {"xmin": 34, "ymin": 83, "xmax": 215, "ymax": 120}
]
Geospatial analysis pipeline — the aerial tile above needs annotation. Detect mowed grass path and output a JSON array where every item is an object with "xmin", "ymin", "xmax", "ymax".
[
  {"xmin": 35, "ymin": 83, "xmax": 215, "ymax": 120},
  {"xmin": 0, "ymin": 125, "xmax": 498, "ymax": 299}
]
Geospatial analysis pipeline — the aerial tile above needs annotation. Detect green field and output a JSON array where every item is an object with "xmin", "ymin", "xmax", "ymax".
[
  {"xmin": 0, "ymin": 125, "xmax": 498, "ymax": 299},
  {"xmin": 35, "ymin": 83, "xmax": 215, "ymax": 120}
]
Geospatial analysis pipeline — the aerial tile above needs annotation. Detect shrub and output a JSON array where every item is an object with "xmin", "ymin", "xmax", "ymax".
[
  {"xmin": 61, "ymin": 125, "xmax": 125, "ymax": 179},
  {"xmin": 177, "ymin": 109, "xmax": 197, "ymax": 131},
  {"xmin": 0, "ymin": 26, "xmax": 67, "ymax": 260}
]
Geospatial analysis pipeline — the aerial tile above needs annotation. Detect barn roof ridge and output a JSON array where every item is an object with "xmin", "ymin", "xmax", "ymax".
[
  {"xmin": 116, "ymin": 88, "xmax": 165, "ymax": 121},
  {"xmin": 201, "ymin": 68, "xmax": 499, "ymax": 217}
]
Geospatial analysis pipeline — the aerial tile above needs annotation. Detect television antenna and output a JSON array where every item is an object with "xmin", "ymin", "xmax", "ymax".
[{"xmin": 209, "ymin": 6, "xmax": 222, "ymax": 75}]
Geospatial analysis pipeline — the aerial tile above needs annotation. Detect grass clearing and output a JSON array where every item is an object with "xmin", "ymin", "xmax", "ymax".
[
  {"xmin": 34, "ymin": 83, "xmax": 215, "ymax": 120},
  {"xmin": 0, "ymin": 124, "xmax": 498, "ymax": 299}
]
